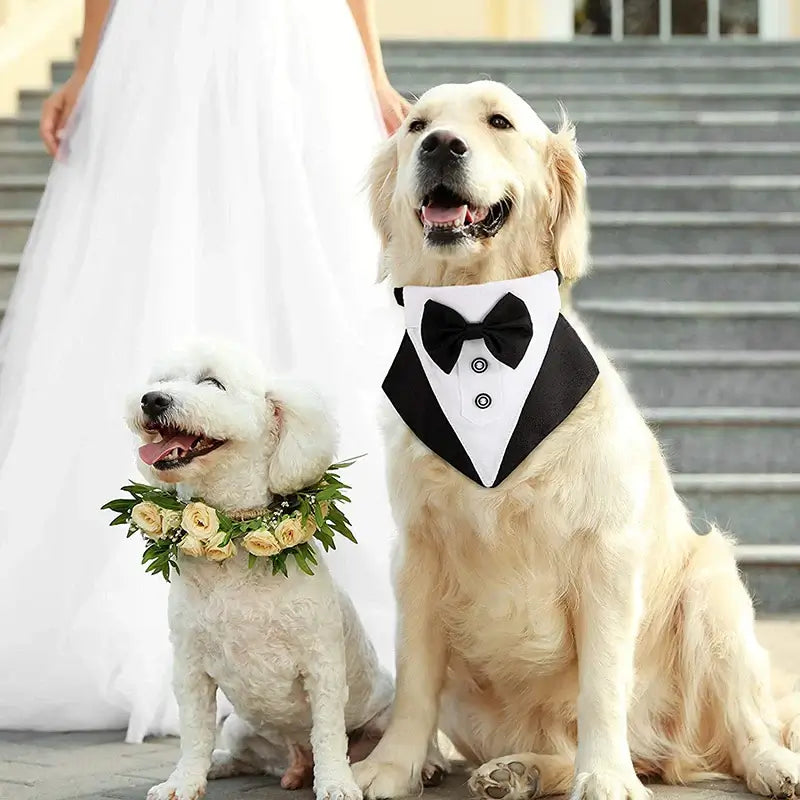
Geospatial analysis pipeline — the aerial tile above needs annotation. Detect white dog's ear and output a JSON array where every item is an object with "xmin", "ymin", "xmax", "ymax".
[
  {"xmin": 546, "ymin": 113, "xmax": 589, "ymax": 282},
  {"xmin": 266, "ymin": 385, "xmax": 338, "ymax": 496},
  {"xmin": 366, "ymin": 135, "xmax": 399, "ymax": 281}
]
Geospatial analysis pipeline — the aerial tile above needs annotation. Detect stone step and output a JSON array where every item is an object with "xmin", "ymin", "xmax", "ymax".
[
  {"xmin": 591, "ymin": 212, "xmax": 800, "ymax": 255},
  {"xmin": 580, "ymin": 256, "xmax": 800, "ymax": 302},
  {"xmin": 519, "ymin": 88, "xmax": 800, "ymax": 113},
  {"xmin": 388, "ymin": 61, "xmax": 800, "ymax": 88},
  {"xmin": 568, "ymin": 114, "xmax": 800, "ymax": 143},
  {"xmin": 0, "ymin": 176, "xmax": 45, "ymax": 211},
  {"xmin": 0, "ymin": 115, "xmax": 38, "ymax": 144},
  {"xmin": 735, "ymin": 545, "xmax": 800, "ymax": 613},
  {"xmin": 646, "ymin": 407, "xmax": 800, "ymax": 473},
  {"xmin": 677, "ymin": 474, "xmax": 800, "ymax": 547},
  {"xmin": 0, "ymin": 144, "xmax": 50, "ymax": 175},
  {"xmin": 578, "ymin": 299, "xmax": 800, "ymax": 350},
  {"xmin": 382, "ymin": 40, "xmax": 800, "ymax": 59},
  {"xmin": 7, "ymin": 175, "xmax": 800, "ymax": 216},
  {"xmin": 582, "ymin": 143, "xmax": 800, "ymax": 176},
  {"xmin": 0, "ymin": 254, "xmax": 17, "ymax": 300},
  {"xmin": 588, "ymin": 176, "xmax": 800, "ymax": 213},
  {"xmin": 22, "ymin": 84, "xmax": 800, "ymax": 115},
  {"xmin": 613, "ymin": 350, "xmax": 800, "ymax": 407},
  {"xmin": 0, "ymin": 210, "xmax": 35, "ymax": 251}
]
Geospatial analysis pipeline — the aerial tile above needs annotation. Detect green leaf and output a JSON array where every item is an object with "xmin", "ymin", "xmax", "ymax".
[
  {"xmin": 314, "ymin": 486, "xmax": 339, "ymax": 502},
  {"xmin": 293, "ymin": 550, "xmax": 314, "ymax": 576},
  {"xmin": 110, "ymin": 513, "xmax": 130, "ymax": 526},
  {"xmin": 300, "ymin": 543, "xmax": 318, "ymax": 566},
  {"xmin": 328, "ymin": 454, "xmax": 364, "ymax": 471},
  {"xmin": 101, "ymin": 498, "xmax": 137, "ymax": 513},
  {"xmin": 148, "ymin": 495, "xmax": 184, "ymax": 511},
  {"xmin": 141, "ymin": 544, "xmax": 161, "ymax": 564},
  {"xmin": 248, "ymin": 553, "xmax": 258, "ymax": 569},
  {"xmin": 339, "ymin": 527, "xmax": 358, "ymax": 544},
  {"xmin": 314, "ymin": 526, "xmax": 336, "ymax": 551}
]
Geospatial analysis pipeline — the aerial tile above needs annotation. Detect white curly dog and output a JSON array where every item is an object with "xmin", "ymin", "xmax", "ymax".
[
  {"xmin": 128, "ymin": 340, "xmax": 392, "ymax": 800},
  {"xmin": 352, "ymin": 81, "xmax": 800, "ymax": 800}
]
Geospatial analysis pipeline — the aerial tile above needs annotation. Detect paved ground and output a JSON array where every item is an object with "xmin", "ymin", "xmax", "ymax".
[{"xmin": 1, "ymin": 619, "xmax": 798, "ymax": 800}]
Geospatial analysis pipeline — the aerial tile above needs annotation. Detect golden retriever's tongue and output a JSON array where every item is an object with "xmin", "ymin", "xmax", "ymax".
[
  {"xmin": 139, "ymin": 434, "xmax": 196, "ymax": 465},
  {"xmin": 422, "ymin": 204, "xmax": 468, "ymax": 226}
]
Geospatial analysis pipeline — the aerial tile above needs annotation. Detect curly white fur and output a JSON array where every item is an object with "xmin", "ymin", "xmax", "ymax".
[
  {"xmin": 353, "ymin": 82, "xmax": 800, "ymax": 800},
  {"xmin": 126, "ymin": 340, "xmax": 393, "ymax": 800}
]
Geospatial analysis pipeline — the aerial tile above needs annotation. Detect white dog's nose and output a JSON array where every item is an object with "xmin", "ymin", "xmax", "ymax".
[{"xmin": 141, "ymin": 391, "xmax": 173, "ymax": 419}]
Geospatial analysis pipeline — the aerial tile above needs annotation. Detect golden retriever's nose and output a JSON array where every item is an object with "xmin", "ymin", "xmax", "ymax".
[{"xmin": 420, "ymin": 130, "xmax": 469, "ymax": 164}]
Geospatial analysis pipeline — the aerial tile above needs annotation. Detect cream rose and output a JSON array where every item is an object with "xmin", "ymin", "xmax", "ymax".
[
  {"xmin": 178, "ymin": 534, "xmax": 205, "ymax": 558},
  {"xmin": 205, "ymin": 530, "xmax": 237, "ymax": 562},
  {"xmin": 160, "ymin": 509, "xmax": 182, "ymax": 536},
  {"xmin": 181, "ymin": 502, "xmax": 219, "ymax": 541},
  {"xmin": 242, "ymin": 528, "xmax": 282, "ymax": 557},
  {"xmin": 274, "ymin": 514, "xmax": 316, "ymax": 549},
  {"xmin": 131, "ymin": 502, "xmax": 163, "ymax": 539}
]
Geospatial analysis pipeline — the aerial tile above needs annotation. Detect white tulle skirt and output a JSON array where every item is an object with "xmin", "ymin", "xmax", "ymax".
[{"xmin": 0, "ymin": 0, "xmax": 401, "ymax": 742}]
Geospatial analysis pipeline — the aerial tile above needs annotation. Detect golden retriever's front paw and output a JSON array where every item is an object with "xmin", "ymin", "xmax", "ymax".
[
  {"xmin": 469, "ymin": 758, "xmax": 540, "ymax": 800},
  {"xmin": 571, "ymin": 770, "xmax": 651, "ymax": 800},
  {"xmin": 146, "ymin": 777, "xmax": 206, "ymax": 800},
  {"xmin": 352, "ymin": 758, "xmax": 418, "ymax": 799},
  {"xmin": 743, "ymin": 746, "xmax": 800, "ymax": 798}
]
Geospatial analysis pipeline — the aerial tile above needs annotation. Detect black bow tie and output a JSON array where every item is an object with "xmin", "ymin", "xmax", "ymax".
[{"xmin": 420, "ymin": 292, "xmax": 533, "ymax": 374}]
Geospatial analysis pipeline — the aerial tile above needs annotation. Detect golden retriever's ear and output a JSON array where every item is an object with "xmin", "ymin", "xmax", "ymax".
[
  {"xmin": 546, "ymin": 114, "xmax": 589, "ymax": 282},
  {"xmin": 366, "ymin": 135, "xmax": 399, "ymax": 281}
]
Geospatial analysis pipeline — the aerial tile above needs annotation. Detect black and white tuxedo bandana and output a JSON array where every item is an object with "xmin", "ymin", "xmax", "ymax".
[{"xmin": 382, "ymin": 271, "xmax": 599, "ymax": 488}]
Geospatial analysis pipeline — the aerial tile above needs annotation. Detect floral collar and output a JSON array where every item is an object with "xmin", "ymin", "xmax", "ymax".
[{"xmin": 102, "ymin": 459, "xmax": 359, "ymax": 581}]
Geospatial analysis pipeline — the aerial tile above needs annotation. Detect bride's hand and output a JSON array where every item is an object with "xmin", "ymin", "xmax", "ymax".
[
  {"xmin": 40, "ymin": 71, "xmax": 87, "ymax": 157},
  {"xmin": 374, "ymin": 75, "xmax": 411, "ymax": 136}
]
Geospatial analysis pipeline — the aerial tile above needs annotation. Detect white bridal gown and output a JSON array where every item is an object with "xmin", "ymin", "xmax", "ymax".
[{"xmin": 0, "ymin": 0, "xmax": 401, "ymax": 742}]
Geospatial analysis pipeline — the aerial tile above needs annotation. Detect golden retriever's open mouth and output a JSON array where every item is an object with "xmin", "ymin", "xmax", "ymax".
[
  {"xmin": 139, "ymin": 423, "xmax": 226, "ymax": 470},
  {"xmin": 418, "ymin": 184, "xmax": 511, "ymax": 246}
]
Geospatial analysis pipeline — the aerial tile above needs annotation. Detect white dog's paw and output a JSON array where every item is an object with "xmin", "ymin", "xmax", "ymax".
[
  {"xmin": 352, "ymin": 758, "xmax": 418, "ymax": 799},
  {"xmin": 743, "ymin": 746, "xmax": 800, "ymax": 798},
  {"xmin": 469, "ymin": 758, "xmax": 540, "ymax": 800},
  {"xmin": 571, "ymin": 770, "xmax": 651, "ymax": 800},
  {"xmin": 316, "ymin": 776, "xmax": 363, "ymax": 800},
  {"xmin": 784, "ymin": 716, "xmax": 800, "ymax": 754},
  {"xmin": 146, "ymin": 776, "xmax": 206, "ymax": 800}
]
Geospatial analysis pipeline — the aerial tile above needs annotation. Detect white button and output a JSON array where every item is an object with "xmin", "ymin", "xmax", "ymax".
[
  {"xmin": 474, "ymin": 393, "xmax": 492, "ymax": 409},
  {"xmin": 471, "ymin": 357, "xmax": 488, "ymax": 373}
]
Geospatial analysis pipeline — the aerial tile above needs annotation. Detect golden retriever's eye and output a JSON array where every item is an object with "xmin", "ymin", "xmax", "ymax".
[
  {"xmin": 200, "ymin": 377, "xmax": 226, "ymax": 391},
  {"xmin": 488, "ymin": 114, "xmax": 513, "ymax": 130},
  {"xmin": 408, "ymin": 119, "xmax": 427, "ymax": 134}
]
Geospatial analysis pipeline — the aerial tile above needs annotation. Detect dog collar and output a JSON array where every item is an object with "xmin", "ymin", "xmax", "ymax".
[{"xmin": 383, "ymin": 271, "xmax": 598, "ymax": 488}]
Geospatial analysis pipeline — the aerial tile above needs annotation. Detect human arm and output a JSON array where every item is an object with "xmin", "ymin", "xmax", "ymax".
[
  {"xmin": 40, "ymin": 0, "xmax": 111, "ymax": 155},
  {"xmin": 345, "ymin": 0, "xmax": 411, "ymax": 135}
]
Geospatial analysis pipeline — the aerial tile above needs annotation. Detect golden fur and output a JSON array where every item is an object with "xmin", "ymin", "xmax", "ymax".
[{"xmin": 352, "ymin": 82, "xmax": 800, "ymax": 800}]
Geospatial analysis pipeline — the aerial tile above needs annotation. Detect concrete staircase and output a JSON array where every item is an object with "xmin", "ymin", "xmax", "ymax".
[{"xmin": 1, "ymin": 40, "xmax": 798, "ymax": 610}]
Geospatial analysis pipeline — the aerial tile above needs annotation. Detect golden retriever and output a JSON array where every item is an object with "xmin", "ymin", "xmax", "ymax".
[{"xmin": 351, "ymin": 81, "xmax": 800, "ymax": 800}]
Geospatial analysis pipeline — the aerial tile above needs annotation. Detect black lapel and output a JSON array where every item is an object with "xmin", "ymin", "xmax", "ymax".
[
  {"xmin": 493, "ymin": 314, "xmax": 599, "ymax": 487},
  {"xmin": 382, "ymin": 333, "xmax": 482, "ymax": 485}
]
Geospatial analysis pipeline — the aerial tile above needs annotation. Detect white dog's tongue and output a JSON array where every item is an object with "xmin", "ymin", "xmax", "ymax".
[
  {"xmin": 422, "ymin": 204, "xmax": 468, "ymax": 226},
  {"xmin": 139, "ymin": 434, "xmax": 196, "ymax": 465}
]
